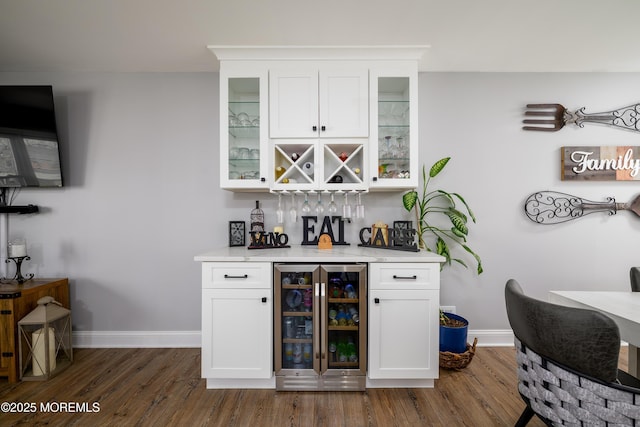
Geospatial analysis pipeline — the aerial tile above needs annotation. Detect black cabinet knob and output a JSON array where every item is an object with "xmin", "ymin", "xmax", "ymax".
[
  {"xmin": 321, "ymin": 125, "xmax": 326, "ymax": 131},
  {"xmin": 312, "ymin": 126, "xmax": 317, "ymax": 131},
  {"xmin": 374, "ymin": 298, "xmax": 380, "ymax": 304},
  {"xmin": 260, "ymin": 177, "xmax": 266, "ymax": 182},
  {"xmin": 372, "ymin": 177, "xmax": 378, "ymax": 182},
  {"xmin": 261, "ymin": 297, "xmax": 267, "ymax": 303}
]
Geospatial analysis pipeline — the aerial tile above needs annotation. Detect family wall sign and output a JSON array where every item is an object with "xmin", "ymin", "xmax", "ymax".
[{"xmin": 561, "ymin": 146, "xmax": 640, "ymax": 181}]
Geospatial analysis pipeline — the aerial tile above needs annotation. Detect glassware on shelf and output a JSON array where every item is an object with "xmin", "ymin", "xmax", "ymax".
[
  {"xmin": 289, "ymin": 192, "xmax": 297, "ymax": 223},
  {"xmin": 301, "ymin": 192, "xmax": 311, "ymax": 214},
  {"xmin": 229, "ymin": 111, "xmax": 239, "ymax": 127},
  {"xmin": 327, "ymin": 192, "xmax": 338, "ymax": 214},
  {"xmin": 385, "ymin": 135, "xmax": 392, "ymax": 155},
  {"xmin": 236, "ymin": 112, "xmax": 251, "ymax": 126},
  {"xmin": 342, "ymin": 192, "xmax": 352, "ymax": 220},
  {"xmin": 355, "ymin": 191, "xmax": 365, "ymax": 220},
  {"xmin": 315, "ymin": 192, "xmax": 324, "ymax": 215},
  {"xmin": 276, "ymin": 192, "xmax": 285, "ymax": 224}
]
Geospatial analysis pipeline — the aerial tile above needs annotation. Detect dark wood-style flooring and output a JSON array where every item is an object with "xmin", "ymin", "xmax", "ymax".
[{"xmin": 2, "ymin": 346, "xmax": 626, "ymax": 426}]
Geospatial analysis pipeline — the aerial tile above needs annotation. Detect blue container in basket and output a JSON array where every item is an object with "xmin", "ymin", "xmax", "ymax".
[{"xmin": 439, "ymin": 312, "xmax": 469, "ymax": 353}]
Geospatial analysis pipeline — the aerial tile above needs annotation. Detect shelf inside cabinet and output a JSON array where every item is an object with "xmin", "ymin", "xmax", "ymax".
[
  {"xmin": 283, "ymin": 338, "xmax": 313, "ymax": 344},
  {"xmin": 229, "ymin": 125, "xmax": 259, "ymax": 139},
  {"xmin": 328, "ymin": 325, "xmax": 359, "ymax": 331},
  {"xmin": 282, "ymin": 284, "xmax": 312, "ymax": 290},
  {"xmin": 328, "ymin": 298, "xmax": 359, "ymax": 304},
  {"xmin": 329, "ymin": 361, "xmax": 360, "ymax": 368},
  {"xmin": 378, "ymin": 126, "xmax": 410, "ymax": 139},
  {"xmin": 228, "ymin": 100, "xmax": 260, "ymax": 132}
]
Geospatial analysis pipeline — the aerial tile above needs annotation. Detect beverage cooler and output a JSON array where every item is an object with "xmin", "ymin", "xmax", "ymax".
[{"xmin": 274, "ymin": 263, "xmax": 367, "ymax": 391}]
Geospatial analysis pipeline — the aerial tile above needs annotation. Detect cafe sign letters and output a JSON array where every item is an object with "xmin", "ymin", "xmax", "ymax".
[{"xmin": 562, "ymin": 146, "xmax": 640, "ymax": 181}]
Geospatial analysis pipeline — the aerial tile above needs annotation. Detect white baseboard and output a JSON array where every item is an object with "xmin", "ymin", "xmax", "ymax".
[
  {"xmin": 72, "ymin": 330, "xmax": 515, "ymax": 349},
  {"xmin": 73, "ymin": 331, "xmax": 201, "ymax": 348},
  {"xmin": 468, "ymin": 329, "xmax": 515, "ymax": 347}
]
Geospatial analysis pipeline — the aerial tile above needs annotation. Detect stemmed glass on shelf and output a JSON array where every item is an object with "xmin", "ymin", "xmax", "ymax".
[
  {"xmin": 342, "ymin": 192, "xmax": 352, "ymax": 220},
  {"xmin": 301, "ymin": 192, "xmax": 312, "ymax": 214},
  {"xmin": 315, "ymin": 192, "xmax": 324, "ymax": 215},
  {"xmin": 289, "ymin": 192, "xmax": 297, "ymax": 223},
  {"xmin": 327, "ymin": 192, "xmax": 338, "ymax": 214},
  {"xmin": 276, "ymin": 192, "xmax": 285, "ymax": 224},
  {"xmin": 355, "ymin": 191, "xmax": 365, "ymax": 220}
]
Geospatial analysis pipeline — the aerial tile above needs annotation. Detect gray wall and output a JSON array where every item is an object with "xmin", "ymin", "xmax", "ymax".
[{"xmin": 1, "ymin": 71, "xmax": 638, "ymax": 336}]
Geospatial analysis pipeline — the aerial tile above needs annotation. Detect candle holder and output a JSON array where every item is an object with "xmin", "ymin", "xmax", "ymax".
[{"xmin": 6, "ymin": 256, "xmax": 34, "ymax": 284}]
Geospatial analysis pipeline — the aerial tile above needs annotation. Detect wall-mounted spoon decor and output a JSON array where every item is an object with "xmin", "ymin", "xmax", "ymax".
[
  {"xmin": 524, "ymin": 191, "xmax": 640, "ymax": 224},
  {"xmin": 522, "ymin": 103, "xmax": 640, "ymax": 133}
]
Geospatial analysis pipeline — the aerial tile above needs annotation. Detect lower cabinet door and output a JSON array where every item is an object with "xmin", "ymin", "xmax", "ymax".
[
  {"xmin": 202, "ymin": 288, "xmax": 273, "ymax": 379},
  {"xmin": 368, "ymin": 289, "xmax": 439, "ymax": 379}
]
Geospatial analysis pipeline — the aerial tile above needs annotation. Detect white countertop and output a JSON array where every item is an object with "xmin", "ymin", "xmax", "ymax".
[{"xmin": 194, "ymin": 245, "xmax": 445, "ymax": 263}]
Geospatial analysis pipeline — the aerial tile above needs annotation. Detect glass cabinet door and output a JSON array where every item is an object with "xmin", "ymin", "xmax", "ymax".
[
  {"xmin": 274, "ymin": 265, "xmax": 319, "ymax": 374},
  {"xmin": 370, "ymin": 71, "xmax": 418, "ymax": 190},
  {"xmin": 220, "ymin": 72, "xmax": 268, "ymax": 190}
]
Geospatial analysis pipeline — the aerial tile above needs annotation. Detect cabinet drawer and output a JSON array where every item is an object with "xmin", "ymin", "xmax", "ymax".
[
  {"xmin": 202, "ymin": 262, "xmax": 271, "ymax": 289},
  {"xmin": 369, "ymin": 263, "xmax": 439, "ymax": 290}
]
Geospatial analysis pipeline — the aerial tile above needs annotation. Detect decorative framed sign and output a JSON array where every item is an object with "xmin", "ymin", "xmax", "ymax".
[
  {"xmin": 229, "ymin": 221, "xmax": 246, "ymax": 247},
  {"xmin": 562, "ymin": 146, "xmax": 640, "ymax": 181},
  {"xmin": 393, "ymin": 221, "xmax": 412, "ymax": 247}
]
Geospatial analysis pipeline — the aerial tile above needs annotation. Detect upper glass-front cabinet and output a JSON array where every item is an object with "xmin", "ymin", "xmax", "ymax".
[
  {"xmin": 369, "ymin": 69, "xmax": 418, "ymax": 190},
  {"xmin": 211, "ymin": 46, "xmax": 426, "ymax": 192},
  {"xmin": 220, "ymin": 69, "xmax": 269, "ymax": 190}
]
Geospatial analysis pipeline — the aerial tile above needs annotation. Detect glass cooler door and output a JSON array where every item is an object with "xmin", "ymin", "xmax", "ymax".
[
  {"xmin": 321, "ymin": 264, "xmax": 367, "ymax": 377},
  {"xmin": 274, "ymin": 264, "xmax": 320, "ymax": 375}
]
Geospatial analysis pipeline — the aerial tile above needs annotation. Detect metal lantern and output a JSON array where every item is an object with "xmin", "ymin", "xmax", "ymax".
[{"xmin": 18, "ymin": 296, "xmax": 73, "ymax": 380}]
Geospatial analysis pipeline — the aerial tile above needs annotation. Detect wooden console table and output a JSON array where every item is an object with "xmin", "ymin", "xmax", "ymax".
[{"xmin": 0, "ymin": 278, "xmax": 69, "ymax": 382}]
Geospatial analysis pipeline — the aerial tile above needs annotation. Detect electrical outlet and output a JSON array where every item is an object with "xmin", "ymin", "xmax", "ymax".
[{"xmin": 440, "ymin": 305, "xmax": 456, "ymax": 314}]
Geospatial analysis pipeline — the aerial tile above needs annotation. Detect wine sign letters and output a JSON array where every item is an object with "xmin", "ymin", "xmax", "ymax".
[
  {"xmin": 562, "ymin": 146, "xmax": 640, "ymax": 181},
  {"xmin": 248, "ymin": 231, "xmax": 290, "ymax": 249}
]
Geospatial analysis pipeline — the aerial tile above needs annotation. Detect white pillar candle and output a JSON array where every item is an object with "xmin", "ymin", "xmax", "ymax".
[
  {"xmin": 9, "ymin": 243, "xmax": 26, "ymax": 258},
  {"xmin": 32, "ymin": 327, "xmax": 57, "ymax": 376}
]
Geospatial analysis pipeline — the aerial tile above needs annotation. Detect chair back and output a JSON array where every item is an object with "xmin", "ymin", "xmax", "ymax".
[
  {"xmin": 630, "ymin": 267, "xmax": 640, "ymax": 292},
  {"xmin": 504, "ymin": 279, "xmax": 620, "ymax": 383}
]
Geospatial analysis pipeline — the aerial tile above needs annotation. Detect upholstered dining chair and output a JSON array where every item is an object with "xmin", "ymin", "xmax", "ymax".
[{"xmin": 505, "ymin": 279, "xmax": 640, "ymax": 426}]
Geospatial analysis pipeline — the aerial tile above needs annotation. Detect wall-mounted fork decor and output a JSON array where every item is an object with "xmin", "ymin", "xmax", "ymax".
[
  {"xmin": 524, "ymin": 191, "xmax": 640, "ymax": 225},
  {"xmin": 523, "ymin": 103, "xmax": 640, "ymax": 133}
]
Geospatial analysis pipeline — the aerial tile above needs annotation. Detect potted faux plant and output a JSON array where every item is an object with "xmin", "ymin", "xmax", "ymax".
[{"xmin": 402, "ymin": 157, "xmax": 482, "ymax": 365}]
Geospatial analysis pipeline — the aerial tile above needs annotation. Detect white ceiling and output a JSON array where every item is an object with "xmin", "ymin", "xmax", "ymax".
[{"xmin": 1, "ymin": 0, "xmax": 639, "ymax": 73}]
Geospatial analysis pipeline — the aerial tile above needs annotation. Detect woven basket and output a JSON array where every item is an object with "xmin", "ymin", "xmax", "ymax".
[{"xmin": 439, "ymin": 337, "xmax": 478, "ymax": 369}]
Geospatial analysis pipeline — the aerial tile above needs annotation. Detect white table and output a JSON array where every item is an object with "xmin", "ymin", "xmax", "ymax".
[{"xmin": 549, "ymin": 291, "xmax": 640, "ymax": 376}]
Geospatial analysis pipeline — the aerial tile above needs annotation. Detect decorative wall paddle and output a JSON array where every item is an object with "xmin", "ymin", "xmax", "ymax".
[
  {"xmin": 524, "ymin": 191, "xmax": 640, "ymax": 224},
  {"xmin": 523, "ymin": 103, "xmax": 640, "ymax": 133}
]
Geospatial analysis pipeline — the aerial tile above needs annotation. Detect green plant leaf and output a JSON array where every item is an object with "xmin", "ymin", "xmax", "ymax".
[
  {"xmin": 447, "ymin": 211, "xmax": 468, "ymax": 235},
  {"xmin": 448, "ymin": 207, "xmax": 468, "ymax": 224},
  {"xmin": 452, "ymin": 258, "xmax": 468, "ymax": 269},
  {"xmin": 450, "ymin": 227, "xmax": 467, "ymax": 240},
  {"xmin": 436, "ymin": 237, "xmax": 450, "ymax": 262},
  {"xmin": 429, "ymin": 157, "xmax": 450, "ymax": 178},
  {"xmin": 451, "ymin": 192, "xmax": 477, "ymax": 223},
  {"xmin": 402, "ymin": 191, "xmax": 418, "ymax": 212},
  {"xmin": 462, "ymin": 244, "xmax": 483, "ymax": 275}
]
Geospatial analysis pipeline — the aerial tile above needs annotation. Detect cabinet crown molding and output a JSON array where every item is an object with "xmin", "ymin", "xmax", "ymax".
[{"xmin": 208, "ymin": 45, "xmax": 430, "ymax": 67}]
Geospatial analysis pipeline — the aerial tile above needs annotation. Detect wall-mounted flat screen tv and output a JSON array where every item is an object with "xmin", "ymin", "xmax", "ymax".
[{"xmin": 0, "ymin": 85, "xmax": 63, "ymax": 187}]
